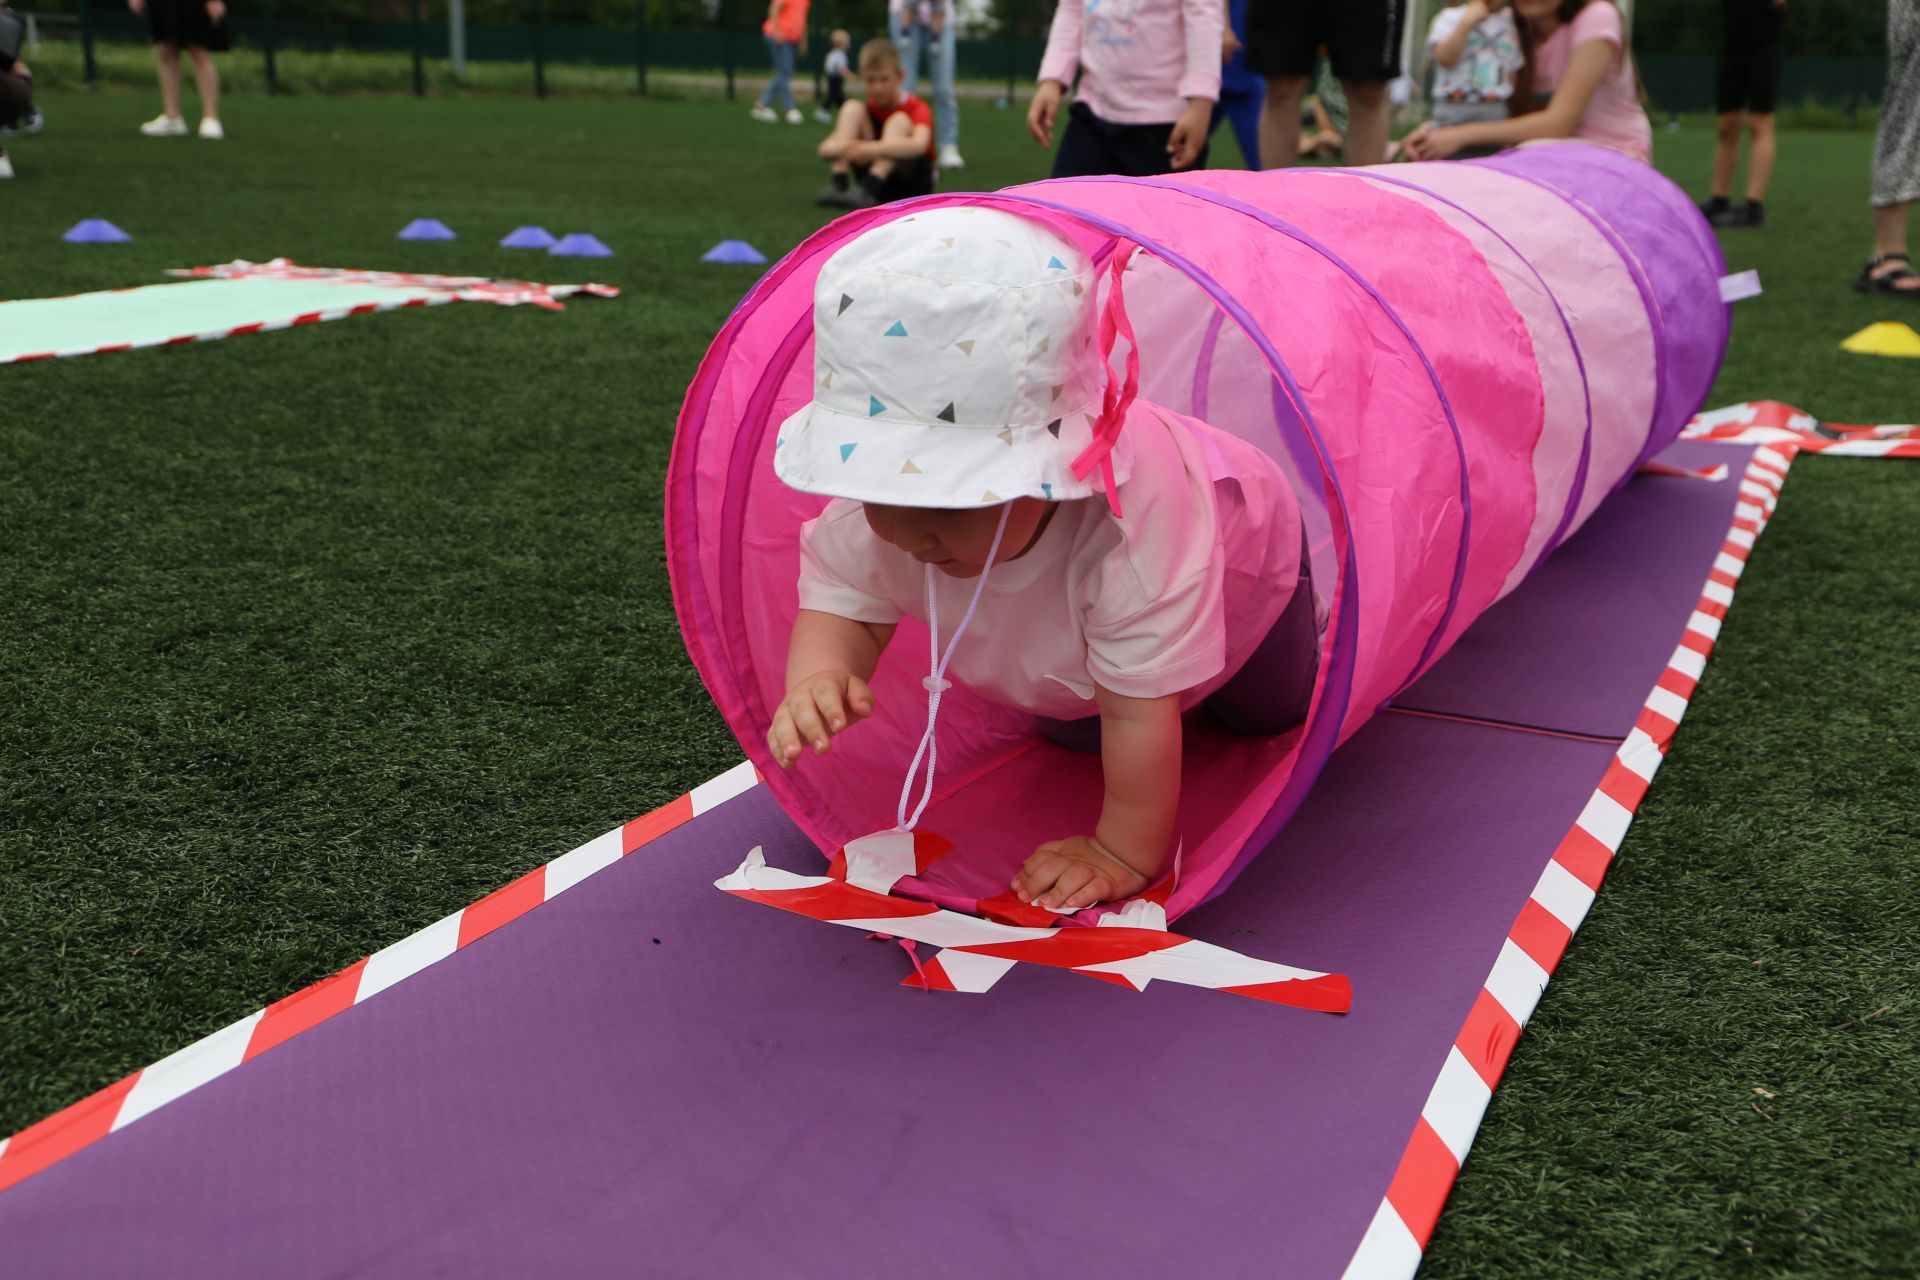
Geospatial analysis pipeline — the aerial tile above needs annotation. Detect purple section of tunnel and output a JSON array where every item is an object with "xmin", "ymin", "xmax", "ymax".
[
  {"xmin": 1396, "ymin": 442, "xmax": 1753, "ymax": 738},
  {"xmin": 0, "ymin": 445, "xmax": 1756, "ymax": 1280}
]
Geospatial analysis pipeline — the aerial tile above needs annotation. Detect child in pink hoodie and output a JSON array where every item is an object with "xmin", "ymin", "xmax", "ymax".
[{"xmin": 1027, "ymin": 0, "xmax": 1223, "ymax": 178}]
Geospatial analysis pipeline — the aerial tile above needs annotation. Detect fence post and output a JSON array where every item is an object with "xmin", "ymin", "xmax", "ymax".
[
  {"xmin": 636, "ymin": 0, "xmax": 648, "ymax": 95},
  {"xmin": 532, "ymin": 0, "xmax": 548, "ymax": 98},
  {"xmin": 723, "ymin": 0, "xmax": 735, "ymax": 102},
  {"xmin": 410, "ymin": 0, "xmax": 425, "ymax": 97},
  {"xmin": 1004, "ymin": 0, "xmax": 1016, "ymax": 105},
  {"xmin": 79, "ymin": 0, "xmax": 97, "ymax": 88},
  {"xmin": 262, "ymin": 0, "xmax": 278, "ymax": 94}
]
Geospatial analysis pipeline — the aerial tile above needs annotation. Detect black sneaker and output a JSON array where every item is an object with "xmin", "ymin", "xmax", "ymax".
[{"xmin": 1738, "ymin": 201, "xmax": 1765, "ymax": 228}]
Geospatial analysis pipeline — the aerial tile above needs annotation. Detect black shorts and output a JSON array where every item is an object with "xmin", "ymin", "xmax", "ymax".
[
  {"xmin": 1716, "ymin": 41, "xmax": 1783, "ymax": 114},
  {"xmin": 1245, "ymin": 0, "xmax": 1408, "ymax": 82},
  {"xmin": 145, "ymin": 0, "xmax": 231, "ymax": 51},
  {"xmin": 1050, "ymin": 101, "xmax": 1209, "ymax": 180},
  {"xmin": 856, "ymin": 156, "xmax": 935, "ymax": 203}
]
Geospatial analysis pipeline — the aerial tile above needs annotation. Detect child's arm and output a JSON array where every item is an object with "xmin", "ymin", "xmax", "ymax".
[
  {"xmin": 1028, "ymin": 0, "xmax": 1084, "ymax": 147},
  {"xmin": 769, "ymin": 609, "xmax": 897, "ymax": 767},
  {"xmin": 1431, "ymin": 3, "xmax": 1487, "ymax": 71},
  {"xmin": 856, "ymin": 121, "xmax": 935, "ymax": 162},
  {"xmin": 1012, "ymin": 684, "xmax": 1181, "ymax": 912},
  {"xmin": 1403, "ymin": 30, "xmax": 1613, "ymax": 158}
]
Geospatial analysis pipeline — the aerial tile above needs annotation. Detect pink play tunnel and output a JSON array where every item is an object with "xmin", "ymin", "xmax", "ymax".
[{"xmin": 669, "ymin": 144, "xmax": 1729, "ymax": 924}]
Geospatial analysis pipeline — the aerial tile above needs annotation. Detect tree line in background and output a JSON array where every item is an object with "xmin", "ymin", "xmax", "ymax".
[{"xmin": 23, "ymin": 0, "xmax": 1894, "ymax": 54}]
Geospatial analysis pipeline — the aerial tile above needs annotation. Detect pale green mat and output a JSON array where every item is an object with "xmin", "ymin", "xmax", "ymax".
[{"xmin": 0, "ymin": 277, "xmax": 445, "ymax": 363}]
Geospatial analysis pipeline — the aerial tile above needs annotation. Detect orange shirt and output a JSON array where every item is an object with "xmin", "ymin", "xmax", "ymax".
[{"xmin": 763, "ymin": 0, "xmax": 809, "ymax": 44}]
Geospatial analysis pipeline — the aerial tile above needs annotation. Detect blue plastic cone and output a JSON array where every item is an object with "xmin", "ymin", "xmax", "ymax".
[
  {"xmin": 549, "ymin": 232, "xmax": 614, "ymax": 258},
  {"xmin": 702, "ymin": 239, "xmax": 768, "ymax": 265},
  {"xmin": 397, "ymin": 218, "xmax": 457, "ymax": 241},
  {"xmin": 62, "ymin": 219, "xmax": 133, "ymax": 244},
  {"xmin": 499, "ymin": 225, "xmax": 558, "ymax": 250}
]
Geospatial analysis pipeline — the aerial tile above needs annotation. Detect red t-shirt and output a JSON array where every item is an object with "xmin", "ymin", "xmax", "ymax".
[{"xmin": 866, "ymin": 92, "xmax": 936, "ymax": 162}]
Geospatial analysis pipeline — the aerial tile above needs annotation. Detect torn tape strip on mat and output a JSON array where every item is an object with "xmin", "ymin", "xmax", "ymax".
[
  {"xmin": 1338, "ymin": 442, "xmax": 1794, "ymax": 1280},
  {"xmin": 1682, "ymin": 398, "xmax": 1920, "ymax": 457}
]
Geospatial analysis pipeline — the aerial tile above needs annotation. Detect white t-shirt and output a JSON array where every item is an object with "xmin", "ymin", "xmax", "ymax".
[
  {"xmin": 824, "ymin": 48, "xmax": 849, "ymax": 77},
  {"xmin": 796, "ymin": 405, "xmax": 1304, "ymax": 721},
  {"xmin": 1428, "ymin": 6, "xmax": 1523, "ymax": 103}
]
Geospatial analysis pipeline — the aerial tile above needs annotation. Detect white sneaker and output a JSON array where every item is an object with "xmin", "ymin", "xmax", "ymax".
[
  {"xmin": 938, "ymin": 144, "xmax": 965, "ymax": 170},
  {"xmin": 140, "ymin": 113, "xmax": 187, "ymax": 137},
  {"xmin": 785, "ymin": 108, "xmax": 804, "ymax": 124},
  {"xmin": 0, "ymin": 152, "xmax": 13, "ymax": 180},
  {"xmin": 749, "ymin": 103, "xmax": 778, "ymax": 123},
  {"xmin": 813, "ymin": 107, "xmax": 832, "ymax": 123},
  {"xmin": 198, "ymin": 117, "xmax": 224, "ymax": 140}
]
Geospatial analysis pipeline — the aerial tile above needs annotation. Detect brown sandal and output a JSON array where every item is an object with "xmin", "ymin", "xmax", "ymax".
[{"xmin": 1854, "ymin": 252, "xmax": 1920, "ymax": 296}]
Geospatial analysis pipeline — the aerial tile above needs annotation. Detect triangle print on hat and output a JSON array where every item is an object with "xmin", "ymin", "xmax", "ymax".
[{"xmin": 885, "ymin": 321, "xmax": 908, "ymax": 337}]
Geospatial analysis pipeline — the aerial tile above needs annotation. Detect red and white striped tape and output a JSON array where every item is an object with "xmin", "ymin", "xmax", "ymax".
[
  {"xmin": 1338, "ymin": 442, "xmax": 1796, "ymax": 1280},
  {"xmin": 0, "ymin": 762, "xmax": 761, "ymax": 1197},
  {"xmin": 716, "ymin": 831, "xmax": 1354, "ymax": 1010},
  {"xmin": 1682, "ymin": 399, "xmax": 1920, "ymax": 458}
]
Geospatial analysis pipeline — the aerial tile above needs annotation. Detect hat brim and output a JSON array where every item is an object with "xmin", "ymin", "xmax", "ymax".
[{"xmin": 773, "ymin": 400, "xmax": 1132, "ymax": 509}]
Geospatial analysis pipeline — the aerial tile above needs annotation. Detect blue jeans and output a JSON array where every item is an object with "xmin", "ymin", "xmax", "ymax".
[
  {"xmin": 757, "ymin": 35, "xmax": 796, "ymax": 112},
  {"xmin": 887, "ymin": 14, "xmax": 958, "ymax": 149}
]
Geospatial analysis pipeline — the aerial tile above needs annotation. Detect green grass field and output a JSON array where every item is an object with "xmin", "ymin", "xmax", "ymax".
[{"xmin": 2, "ymin": 88, "xmax": 1916, "ymax": 1276}]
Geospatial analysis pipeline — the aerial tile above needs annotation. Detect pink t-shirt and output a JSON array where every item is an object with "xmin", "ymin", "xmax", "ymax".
[
  {"xmin": 1037, "ymin": 0, "xmax": 1223, "ymax": 126},
  {"xmin": 796, "ymin": 404, "xmax": 1302, "ymax": 720},
  {"xmin": 1529, "ymin": 2, "xmax": 1651, "ymax": 162}
]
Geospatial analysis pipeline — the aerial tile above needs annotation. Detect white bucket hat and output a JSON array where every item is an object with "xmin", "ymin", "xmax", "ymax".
[{"xmin": 773, "ymin": 205, "xmax": 1139, "ymax": 511}]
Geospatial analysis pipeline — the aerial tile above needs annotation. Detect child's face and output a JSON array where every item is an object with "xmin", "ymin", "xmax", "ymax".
[
  {"xmin": 862, "ymin": 64, "xmax": 904, "ymax": 109},
  {"xmin": 864, "ymin": 500, "xmax": 1052, "ymax": 579},
  {"xmin": 833, "ymin": 32, "xmax": 850, "ymax": 49}
]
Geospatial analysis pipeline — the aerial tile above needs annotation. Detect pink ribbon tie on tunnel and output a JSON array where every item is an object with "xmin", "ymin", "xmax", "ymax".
[{"xmin": 1071, "ymin": 244, "xmax": 1141, "ymax": 517}]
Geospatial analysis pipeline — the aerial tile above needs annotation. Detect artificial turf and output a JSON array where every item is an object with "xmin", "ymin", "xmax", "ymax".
[{"xmin": 2, "ymin": 87, "xmax": 1915, "ymax": 1276}]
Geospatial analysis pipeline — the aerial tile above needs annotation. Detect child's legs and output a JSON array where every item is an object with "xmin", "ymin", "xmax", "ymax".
[
  {"xmin": 819, "ymin": 99, "xmax": 873, "ymax": 168},
  {"xmin": 1337, "ymin": 77, "xmax": 1387, "ymax": 166},
  {"xmin": 187, "ymin": 44, "xmax": 219, "ymax": 120},
  {"xmin": 867, "ymin": 109, "xmax": 915, "ymax": 179},
  {"xmin": 153, "ymin": 41, "xmax": 183, "ymax": 118},
  {"xmin": 824, "ymin": 72, "xmax": 846, "ymax": 111},
  {"xmin": 931, "ymin": 22, "xmax": 958, "ymax": 149},
  {"xmin": 1204, "ymin": 555, "xmax": 1319, "ymax": 737},
  {"xmin": 1050, "ymin": 103, "xmax": 1118, "ymax": 178}
]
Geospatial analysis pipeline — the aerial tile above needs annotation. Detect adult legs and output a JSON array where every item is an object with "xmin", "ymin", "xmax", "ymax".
[
  {"xmin": 932, "ymin": 20, "xmax": 959, "ymax": 154},
  {"xmin": 1257, "ymin": 74, "xmax": 1309, "ymax": 171},
  {"xmin": 1339, "ymin": 77, "xmax": 1388, "ymax": 166},
  {"xmin": 1711, "ymin": 110, "xmax": 1742, "ymax": 201},
  {"xmin": 154, "ymin": 41, "xmax": 184, "ymax": 120},
  {"xmin": 758, "ymin": 35, "xmax": 795, "ymax": 111},
  {"xmin": 1743, "ymin": 112, "xmax": 1776, "ymax": 203},
  {"xmin": 1867, "ymin": 202, "xmax": 1919, "ymax": 291},
  {"xmin": 187, "ymin": 44, "xmax": 220, "ymax": 123},
  {"xmin": 902, "ymin": 22, "xmax": 929, "ymax": 97}
]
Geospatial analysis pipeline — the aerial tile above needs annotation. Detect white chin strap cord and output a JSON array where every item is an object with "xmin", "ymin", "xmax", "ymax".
[{"xmin": 895, "ymin": 504, "xmax": 1013, "ymax": 832}]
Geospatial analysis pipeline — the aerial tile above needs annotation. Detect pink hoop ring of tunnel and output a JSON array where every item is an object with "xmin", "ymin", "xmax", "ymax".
[{"xmin": 668, "ymin": 144, "xmax": 1728, "ymax": 925}]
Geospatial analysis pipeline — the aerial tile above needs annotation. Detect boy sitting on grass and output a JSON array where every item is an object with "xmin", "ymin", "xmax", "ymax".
[{"xmin": 816, "ymin": 38, "xmax": 936, "ymax": 209}]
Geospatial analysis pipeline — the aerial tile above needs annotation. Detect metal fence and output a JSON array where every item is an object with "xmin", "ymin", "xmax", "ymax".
[{"xmin": 38, "ymin": 5, "xmax": 1890, "ymax": 115}]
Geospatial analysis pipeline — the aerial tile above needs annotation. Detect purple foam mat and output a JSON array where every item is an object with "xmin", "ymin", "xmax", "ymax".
[
  {"xmin": 0, "ymin": 443, "xmax": 1753, "ymax": 1278},
  {"xmin": 1396, "ymin": 442, "xmax": 1755, "ymax": 738}
]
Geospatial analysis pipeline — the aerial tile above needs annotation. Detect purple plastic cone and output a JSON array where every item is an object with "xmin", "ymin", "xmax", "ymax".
[
  {"xmin": 499, "ymin": 225, "xmax": 558, "ymax": 250},
  {"xmin": 397, "ymin": 218, "xmax": 457, "ymax": 241},
  {"xmin": 702, "ymin": 239, "xmax": 768, "ymax": 265},
  {"xmin": 62, "ymin": 219, "xmax": 133, "ymax": 244},
  {"xmin": 549, "ymin": 232, "xmax": 614, "ymax": 258}
]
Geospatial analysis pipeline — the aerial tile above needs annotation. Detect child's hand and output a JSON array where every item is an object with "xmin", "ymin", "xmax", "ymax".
[
  {"xmin": 768, "ymin": 670, "xmax": 877, "ymax": 768},
  {"xmin": 1028, "ymin": 81, "xmax": 1065, "ymax": 148},
  {"xmin": 1013, "ymin": 836, "xmax": 1149, "ymax": 912},
  {"xmin": 1167, "ymin": 99, "xmax": 1212, "ymax": 170}
]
